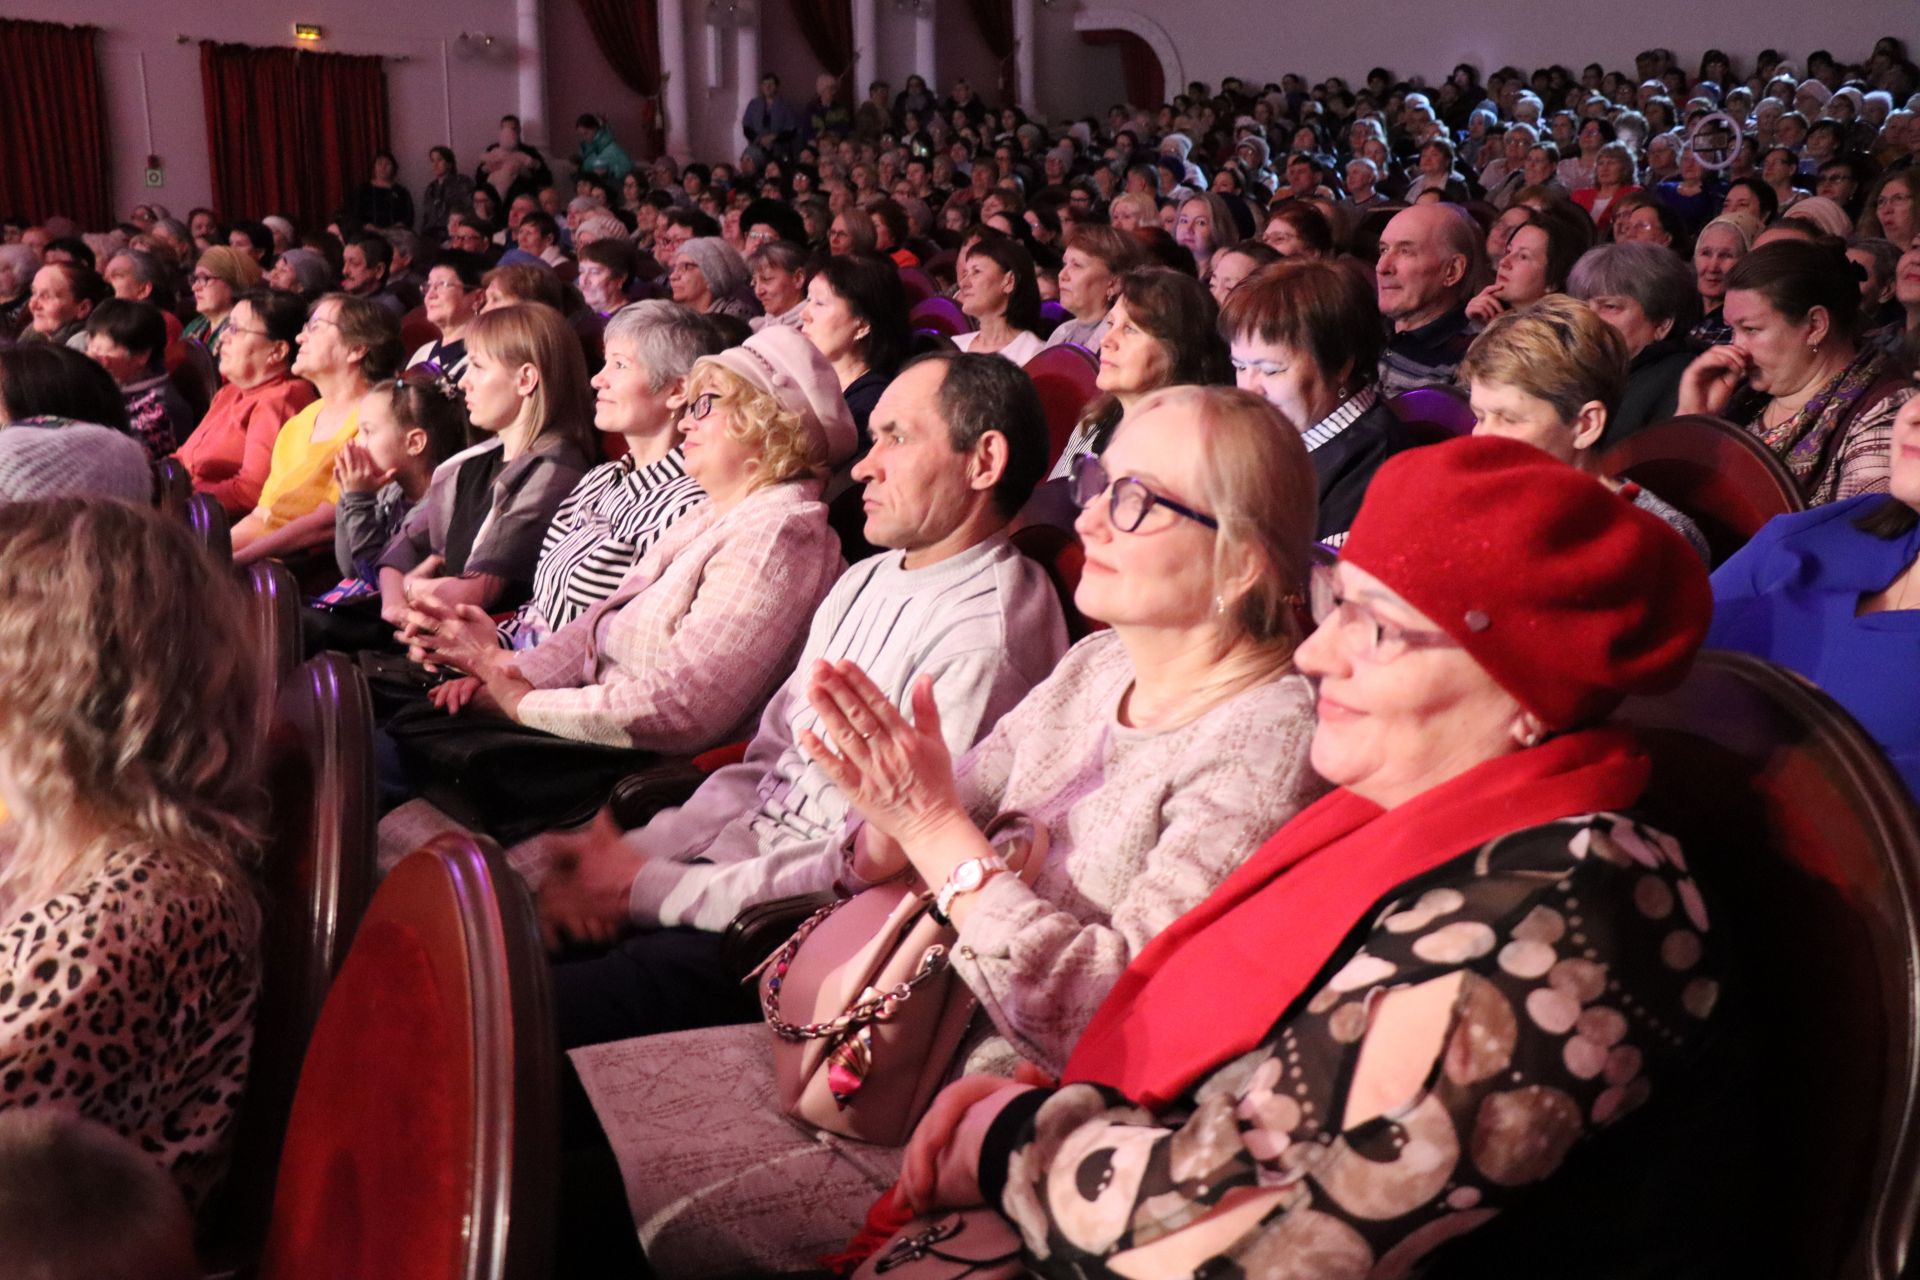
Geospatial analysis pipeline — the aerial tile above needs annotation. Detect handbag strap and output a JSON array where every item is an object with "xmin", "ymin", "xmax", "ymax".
[
  {"xmin": 760, "ymin": 895, "xmax": 952, "ymax": 1040},
  {"xmin": 759, "ymin": 811, "xmax": 1051, "ymax": 1043}
]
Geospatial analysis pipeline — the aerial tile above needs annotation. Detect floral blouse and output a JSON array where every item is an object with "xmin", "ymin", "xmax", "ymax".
[{"xmin": 980, "ymin": 813, "xmax": 1717, "ymax": 1277}]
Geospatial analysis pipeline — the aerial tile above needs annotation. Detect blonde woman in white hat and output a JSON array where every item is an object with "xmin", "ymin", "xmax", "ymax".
[{"xmin": 390, "ymin": 325, "xmax": 856, "ymax": 836}]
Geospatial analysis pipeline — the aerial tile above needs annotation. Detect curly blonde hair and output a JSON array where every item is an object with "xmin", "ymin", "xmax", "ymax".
[
  {"xmin": 683, "ymin": 362, "xmax": 828, "ymax": 484},
  {"xmin": 0, "ymin": 499, "xmax": 265, "ymax": 930}
]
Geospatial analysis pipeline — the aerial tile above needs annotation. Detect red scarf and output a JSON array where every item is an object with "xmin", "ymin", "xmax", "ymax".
[{"xmin": 1062, "ymin": 727, "xmax": 1651, "ymax": 1108}]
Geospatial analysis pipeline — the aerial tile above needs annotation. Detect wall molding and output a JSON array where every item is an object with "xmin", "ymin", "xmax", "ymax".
[{"xmin": 1069, "ymin": 6, "xmax": 1181, "ymax": 100}]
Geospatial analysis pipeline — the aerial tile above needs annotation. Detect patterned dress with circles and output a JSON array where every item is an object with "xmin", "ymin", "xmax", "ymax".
[{"xmin": 988, "ymin": 813, "xmax": 1717, "ymax": 1278}]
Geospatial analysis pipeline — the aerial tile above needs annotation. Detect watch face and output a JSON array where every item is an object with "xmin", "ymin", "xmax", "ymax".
[{"xmin": 954, "ymin": 860, "xmax": 985, "ymax": 891}]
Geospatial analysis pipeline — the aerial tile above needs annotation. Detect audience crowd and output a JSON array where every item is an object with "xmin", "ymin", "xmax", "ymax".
[{"xmin": 3, "ymin": 32, "xmax": 1920, "ymax": 1278}]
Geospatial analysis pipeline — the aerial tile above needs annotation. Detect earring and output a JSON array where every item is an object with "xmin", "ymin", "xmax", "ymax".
[{"xmin": 1214, "ymin": 593, "xmax": 1228, "ymax": 616}]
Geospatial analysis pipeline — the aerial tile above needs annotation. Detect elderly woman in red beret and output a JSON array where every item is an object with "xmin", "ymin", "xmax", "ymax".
[{"xmin": 863, "ymin": 436, "xmax": 1718, "ymax": 1276}]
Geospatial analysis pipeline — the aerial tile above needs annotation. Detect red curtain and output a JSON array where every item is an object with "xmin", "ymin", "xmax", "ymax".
[
  {"xmin": 787, "ymin": 0, "xmax": 854, "ymax": 97},
  {"xmin": 574, "ymin": 0, "xmax": 661, "ymax": 96},
  {"xmin": 201, "ymin": 41, "xmax": 390, "ymax": 229},
  {"xmin": 0, "ymin": 19, "xmax": 111, "ymax": 228},
  {"xmin": 573, "ymin": 0, "xmax": 664, "ymax": 157},
  {"xmin": 966, "ymin": 0, "xmax": 1017, "ymax": 102},
  {"xmin": 1080, "ymin": 29, "xmax": 1164, "ymax": 111}
]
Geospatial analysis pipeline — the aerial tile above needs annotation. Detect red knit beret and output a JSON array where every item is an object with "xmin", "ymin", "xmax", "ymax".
[{"xmin": 1339, "ymin": 435, "xmax": 1712, "ymax": 729}]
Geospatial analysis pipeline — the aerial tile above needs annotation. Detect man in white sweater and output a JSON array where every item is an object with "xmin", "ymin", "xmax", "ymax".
[{"xmin": 531, "ymin": 351, "xmax": 1070, "ymax": 1048}]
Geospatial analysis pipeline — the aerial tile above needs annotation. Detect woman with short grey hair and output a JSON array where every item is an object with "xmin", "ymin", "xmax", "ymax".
[{"xmin": 1568, "ymin": 240, "xmax": 1701, "ymax": 446}]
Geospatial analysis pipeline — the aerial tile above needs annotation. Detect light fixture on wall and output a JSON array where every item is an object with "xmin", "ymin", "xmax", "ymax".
[{"xmin": 293, "ymin": 22, "xmax": 323, "ymax": 42}]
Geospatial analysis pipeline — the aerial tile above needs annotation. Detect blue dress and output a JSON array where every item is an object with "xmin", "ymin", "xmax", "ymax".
[{"xmin": 1709, "ymin": 494, "xmax": 1920, "ymax": 795}]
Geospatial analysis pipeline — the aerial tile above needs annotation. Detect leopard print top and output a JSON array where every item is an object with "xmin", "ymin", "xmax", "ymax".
[{"xmin": 0, "ymin": 844, "xmax": 259, "ymax": 1208}]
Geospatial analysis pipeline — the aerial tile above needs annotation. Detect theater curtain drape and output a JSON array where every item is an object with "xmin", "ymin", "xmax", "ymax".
[
  {"xmin": 1079, "ymin": 29, "xmax": 1164, "ymax": 111},
  {"xmin": 787, "ymin": 0, "xmax": 854, "ymax": 93},
  {"xmin": 0, "ymin": 19, "xmax": 111, "ymax": 228},
  {"xmin": 575, "ymin": 0, "xmax": 661, "ymax": 95},
  {"xmin": 200, "ymin": 41, "xmax": 390, "ymax": 228},
  {"xmin": 966, "ymin": 0, "xmax": 1017, "ymax": 101}
]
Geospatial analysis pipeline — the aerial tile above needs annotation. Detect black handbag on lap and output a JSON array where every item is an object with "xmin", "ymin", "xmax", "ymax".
[{"xmin": 382, "ymin": 698, "xmax": 657, "ymax": 845}]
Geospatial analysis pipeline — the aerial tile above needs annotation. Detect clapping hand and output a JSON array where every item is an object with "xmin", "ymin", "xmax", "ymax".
[
  {"xmin": 398, "ymin": 593, "xmax": 501, "ymax": 677},
  {"xmin": 798, "ymin": 662, "xmax": 960, "ymax": 849}
]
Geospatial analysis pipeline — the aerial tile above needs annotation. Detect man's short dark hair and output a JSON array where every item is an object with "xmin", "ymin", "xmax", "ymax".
[
  {"xmin": 519, "ymin": 210, "xmax": 560, "ymax": 244},
  {"xmin": 907, "ymin": 350, "xmax": 1049, "ymax": 518},
  {"xmin": 351, "ymin": 234, "xmax": 393, "ymax": 276}
]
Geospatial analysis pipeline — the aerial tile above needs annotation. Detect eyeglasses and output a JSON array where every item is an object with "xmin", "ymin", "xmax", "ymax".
[
  {"xmin": 225, "ymin": 326, "xmax": 271, "ymax": 340},
  {"xmin": 1068, "ymin": 454, "xmax": 1217, "ymax": 533},
  {"xmin": 1308, "ymin": 562, "xmax": 1459, "ymax": 663},
  {"xmin": 687, "ymin": 391, "xmax": 722, "ymax": 420},
  {"xmin": 190, "ymin": 272, "xmax": 221, "ymax": 286},
  {"xmin": 300, "ymin": 315, "xmax": 341, "ymax": 336}
]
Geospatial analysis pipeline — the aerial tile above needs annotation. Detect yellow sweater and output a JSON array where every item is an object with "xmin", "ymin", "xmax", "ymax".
[{"xmin": 251, "ymin": 400, "xmax": 361, "ymax": 530}]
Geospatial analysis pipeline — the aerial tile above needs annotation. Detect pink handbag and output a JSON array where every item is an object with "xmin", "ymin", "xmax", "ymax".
[{"xmin": 757, "ymin": 814, "xmax": 1047, "ymax": 1146}]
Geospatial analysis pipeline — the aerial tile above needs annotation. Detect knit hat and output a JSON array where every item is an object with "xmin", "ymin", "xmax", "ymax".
[
  {"xmin": 276, "ymin": 247, "xmax": 335, "ymax": 295},
  {"xmin": 1782, "ymin": 195, "xmax": 1852, "ymax": 238},
  {"xmin": 699, "ymin": 326, "xmax": 858, "ymax": 468},
  {"xmin": 675, "ymin": 237, "xmax": 750, "ymax": 302},
  {"xmin": 1794, "ymin": 80, "xmax": 1833, "ymax": 109},
  {"xmin": 0, "ymin": 421, "xmax": 154, "ymax": 504},
  {"xmin": 1338, "ymin": 435, "xmax": 1711, "ymax": 729},
  {"xmin": 262, "ymin": 215, "xmax": 296, "ymax": 245},
  {"xmin": 1236, "ymin": 134, "xmax": 1272, "ymax": 170}
]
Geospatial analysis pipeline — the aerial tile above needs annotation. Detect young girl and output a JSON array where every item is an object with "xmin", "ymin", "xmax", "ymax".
[
  {"xmin": 302, "ymin": 372, "xmax": 471, "ymax": 654},
  {"xmin": 375, "ymin": 303, "xmax": 597, "ymax": 622}
]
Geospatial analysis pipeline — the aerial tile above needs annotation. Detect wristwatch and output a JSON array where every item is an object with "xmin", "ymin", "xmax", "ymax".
[{"xmin": 930, "ymin": 854, "xmax": 1009, "ymax": 925}]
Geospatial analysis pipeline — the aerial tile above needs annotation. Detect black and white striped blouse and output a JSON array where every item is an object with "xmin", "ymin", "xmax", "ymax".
[{"xmin": 499, "ymin": 447, "xmax": 706, "ymax": 648}]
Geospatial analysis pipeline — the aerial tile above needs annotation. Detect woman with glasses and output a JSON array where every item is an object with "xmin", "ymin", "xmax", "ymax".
[
  {"xmin": 407, "ymin": 251, "xmax": 487, "ymax": 379},
  {"xmin": 230, "ymin": 294, "xmax": 404, "ymax": 564},
  {"xmin": 885, "ymin": 435, "xmax": 1718, "ymax": 1278},
  {"xmin": 182, "ymin": 246, "xmax": 262, "ymax": 359},
  {"xmin": 173, "ymin": 289, "xmax": 318, "ymax": 514},
  {"xmin": 564, "ymin": 386, "xmax": 1326, "ymax": 1277},
  {"xmin": 387, "ymin": 327, "xmax": 852, "ymax": 836}
]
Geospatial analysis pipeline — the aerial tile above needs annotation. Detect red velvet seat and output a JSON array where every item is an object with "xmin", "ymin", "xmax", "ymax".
[
  {"xmin": 1609, "ymin": 652, "xmax": 1920, "ymax": 1276},
  {"xmin": 1386, "ymin": 384, "xmax": 1476, "ymax": 437},
  {"xmin": 909, "ymin": 296, "xmax": 970, "ymax": 338},
  {"xmin": 1011, "ymin": 522, "xmax": 1099, "ymax": 642},
  {"xmin": 1022, "ymin": 342, "xmax": 1100, "ymax": 469},
  {"xmin": 897, "ymin": 265, "xmax": 935, "ymax": 308},
  {"xmin": 202, "ymin": 653, "xmax": 377, "ymax": 1267},
  {"xmin": 1597, "ymin": 414, "xmax": 1806, "ymax": 567},
  {"xmin": 244, "ymin": 560, "xmax": 303, "ymax": 687},
  {"xmin": 400, "ymin": 305, "xmax": 441, "ymax": 356},
  {"xmin": 187, "ymin": 492, "xmax": 233, "ymax": 564},
  {"xmin": 256, "ymin": 833, "xmax": 557, "ymax": 1280},
  {"xmin": 153, "ymin": 456, "xmax": 191, "ymax": 516}
]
